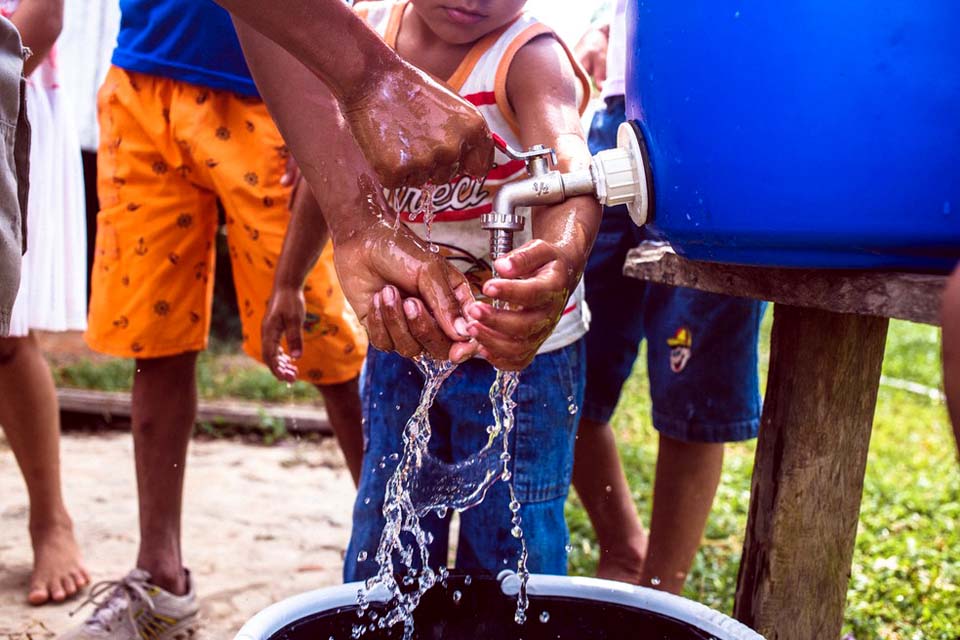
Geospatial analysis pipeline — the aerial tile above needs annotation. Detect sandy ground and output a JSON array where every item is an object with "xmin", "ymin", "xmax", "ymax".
[{"xmin": 0, "ymin": 432, "xmax": 356, "ymax": 639}]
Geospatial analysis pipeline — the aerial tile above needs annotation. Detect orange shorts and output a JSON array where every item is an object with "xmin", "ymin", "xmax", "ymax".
[{"xmin": 86, "ymin": 66, "xmax": 366, "ymax": 384}]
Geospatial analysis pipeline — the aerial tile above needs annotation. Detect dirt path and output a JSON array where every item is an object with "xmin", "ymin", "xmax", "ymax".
[{"xmin": 0, "ymin": 432, "xmax": 355, "ymax": 639}]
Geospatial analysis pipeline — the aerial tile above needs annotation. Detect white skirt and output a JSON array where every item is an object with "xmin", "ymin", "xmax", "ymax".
[{"xmin": 7, "ymin": 77, "xmax": 88, "ymax": 336}]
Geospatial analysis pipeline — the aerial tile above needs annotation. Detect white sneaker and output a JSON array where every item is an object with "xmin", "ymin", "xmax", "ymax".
[{"xmin": 60, "ymin": 568, "xmax": 199, "ymax": 640}]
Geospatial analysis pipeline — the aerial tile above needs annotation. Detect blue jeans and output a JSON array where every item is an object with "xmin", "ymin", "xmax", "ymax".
[
  {"xmin": 344, "ymin": 341, "xmax": 585, "ymax": 581},
  {"xmin": 583, "ymin": 97, "xmax": 764, "ymax": 442}
]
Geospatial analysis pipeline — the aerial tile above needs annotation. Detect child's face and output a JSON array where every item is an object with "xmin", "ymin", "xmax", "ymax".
[{"xmin": 410, "ymin": 0, "xmax": 527, "ymax": 45}]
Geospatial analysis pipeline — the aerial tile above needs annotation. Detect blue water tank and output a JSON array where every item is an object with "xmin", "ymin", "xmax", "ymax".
[{"xmin": 626, "ymin": 1, "xmax": 960, "ymax": 272}]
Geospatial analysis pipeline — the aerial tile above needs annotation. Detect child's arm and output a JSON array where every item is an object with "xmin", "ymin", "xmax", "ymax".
[
  {"xmin": 260, "ymin": 180, "xmax": 327, "ymax": 382},
  {"xmin": 6, "ymin": 0, "xmax": 63, "ymax": 76},
  {"xmin": 466, "ymin": 35, "xmax": 601, "ymax": 371}
]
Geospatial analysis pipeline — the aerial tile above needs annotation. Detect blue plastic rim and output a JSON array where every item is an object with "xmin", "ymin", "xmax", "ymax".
[{"xmin": 626, "ymin": 1, "xmax": 960, "ymax": 272}]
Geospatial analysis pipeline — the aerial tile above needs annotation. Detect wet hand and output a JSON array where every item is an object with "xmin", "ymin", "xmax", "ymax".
[
  {"xmin": 261, "ymin": 284, "xmax": 306, "ymax": 383},
  {"xmin": 332, "ymin": 220, "xmax": 479, "ymax": 363},
  {"xmin": 465, "ymin": 239, "xmax": 578, "ymax": 371},
  {"xmin": 367, "ymin": 285, "xmax": 477, "ymax": 363},
  {"xmin": 341, "ymin": 62, "xmax": 495, "ymax": 189}
]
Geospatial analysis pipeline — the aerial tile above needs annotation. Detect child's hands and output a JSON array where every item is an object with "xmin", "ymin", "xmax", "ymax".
[
  {"xmin": 465, "ymin": 239, "xmax": 579, "ymax": 371},
  {"xmin": 342, "ymin": 62, "xmax": 495, "ymax": 189}
]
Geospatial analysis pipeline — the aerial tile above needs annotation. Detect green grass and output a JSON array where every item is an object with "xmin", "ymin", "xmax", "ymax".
[
  {"xmin": 53, "ymin": 343, "xmax": 318, "ymax": 404},
  {"xmin": 566, "ymin": 314, "xmax": 960, "ymax": 639}
]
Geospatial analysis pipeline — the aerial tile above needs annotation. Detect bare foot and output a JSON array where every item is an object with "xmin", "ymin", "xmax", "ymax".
[{"xmin": 28, "ymin": 519, "xmax": 90, "ymax": 605}]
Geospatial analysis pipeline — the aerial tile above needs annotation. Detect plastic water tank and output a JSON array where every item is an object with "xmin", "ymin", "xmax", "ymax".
[{"xmin": 626, "ymin": 1, "xmax": 960, "ymax": 272}]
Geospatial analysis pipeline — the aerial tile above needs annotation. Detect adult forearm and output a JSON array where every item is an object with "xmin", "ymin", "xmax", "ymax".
[
  {"xmin": 233, "ymin": 17, "xmax": 390, "ymax": 242},
  {"xmin": 218, "ymin": 0, "xmax": 401, "ymax": 104}
]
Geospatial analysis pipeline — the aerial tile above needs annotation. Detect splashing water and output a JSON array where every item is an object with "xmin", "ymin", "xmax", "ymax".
[{"xmin": 355, "ymin": 354, "xmax": 531, "ymax": 637}]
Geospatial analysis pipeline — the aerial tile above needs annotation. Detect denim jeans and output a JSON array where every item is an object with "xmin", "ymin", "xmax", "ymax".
[{"xmin": 344, "ymin": 341, "xmax": 585, "ymax": 581}]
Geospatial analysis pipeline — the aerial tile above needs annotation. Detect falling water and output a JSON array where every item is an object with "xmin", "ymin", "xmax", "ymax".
[{"xmin": 354, "ymin": 353, "xmax": 531, "ymax": 637}]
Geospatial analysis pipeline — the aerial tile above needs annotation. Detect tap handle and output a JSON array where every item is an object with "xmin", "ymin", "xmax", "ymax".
[{"xmin": 491, "ymin": 133, "xmax": 557, "ymax": 168}]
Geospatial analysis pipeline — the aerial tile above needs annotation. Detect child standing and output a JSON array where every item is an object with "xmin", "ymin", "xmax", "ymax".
[
  {"xmin": 0, "ymin": 0, "xmax": 90, "ymax": 606},
  {"xmin": 340, "ymin": 0, "xmax": 599, "ymax": 579}
]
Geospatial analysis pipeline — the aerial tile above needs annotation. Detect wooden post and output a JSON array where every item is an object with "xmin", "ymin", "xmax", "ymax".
[{"xmin": 734, "ymin": 305, "xmax": 889, "ymax": 639}]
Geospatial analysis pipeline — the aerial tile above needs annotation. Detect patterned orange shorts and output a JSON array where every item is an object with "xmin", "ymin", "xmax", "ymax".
[{"xmin": 86, "ymin": 66, "xmax": 366, "ymax": 385}]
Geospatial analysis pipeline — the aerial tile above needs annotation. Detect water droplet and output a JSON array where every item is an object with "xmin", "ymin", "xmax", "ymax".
[
  {"xmin": 378, "ymin": 462, "xmax": 386, "ymax": 469},
  {"xmin": 452, "ymin": 590, "xmax": 462, "ymax": 603},
  {"xmin": 565, "ymin": 544, "xmax": 573, "ymax": 553},
  {"xmin": 650, "ymin": 576, "xmax": 661, "ymax": 586},
  {"xmin": 388, "ymin": 453, "xmax": 399, "ymax": 461},
  {"xmin": 604, "ymin": 485, "xmax": 613, "ymax": 493},
  {"xmin": 734, "ymin": 9, "xmax": 741, "ymax": 18},
  {"xmin": 539, "ymin": 611, "xmax": 550, "ymax": 623},
  {"xmin": 356, "ymin": 550, "xmax": 368, "ymax": 562},
  {"xmin": 511, "ymin": 526, "xmax": 523, "ymax": 538},
  {"xmin": 363, "ymin": 497, "xmax": 371, "ymax": 505},
  {"xmin": 500, "ymin": 452, "xmax": 511, "ymax": 461},
  {"xmin": 464, "ymin": 575, "xmax": 472, "ymax": 586},
  {"xmin": 395, "ymin": 404, "xmax": 401, "ymax": 411},
  {"xmin": 567, "ymin": 403, "xmax": 578, "ymax": 415},
  {"xmin": 509, "ymin": 500, "xmax": 521, "ymax": 513},
  {"xmin": 435, "ymin": 506, "xmax": 448, "ymax": 518},
  {"xmin": 501, "ymin": 470, "xmax": 512, "ymax": 482},
  {"xmin": 514, "ymin": 611, "xmax": 527, "ymax": 625}
]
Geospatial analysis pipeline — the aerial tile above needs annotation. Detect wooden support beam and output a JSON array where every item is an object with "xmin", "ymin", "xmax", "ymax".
[
  {"xmin": 624, "ymin": 244, "xmax": 945, "ymax": 326},
  {"xmin": 56, "ymin": 387, "xmax": 331, "ymax": 435},
  {"xmin": 733, "ymin": 305, "xmax": 888, "ymax": 638}
]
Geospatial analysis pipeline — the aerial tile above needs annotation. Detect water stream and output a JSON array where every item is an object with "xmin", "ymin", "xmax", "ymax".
[{"xmin": 353, "ymin": 356, "xmax": 529, "ymax": 638}]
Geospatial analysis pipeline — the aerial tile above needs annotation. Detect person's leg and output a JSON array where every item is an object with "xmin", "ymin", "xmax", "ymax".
[
  {"xmin": 84, "ymin": 67, "xmax": 220, "ymax": 599},
  {"xmin": 131, "ymin": 352, "xmax": 198, "ymax": 595},
  {"xmin": 0, "ymin": 333, "xmax": 89, "ymax": 604},
  {"xmin": 456, "ymin": 342, "xmax": 584, "ymax": 575},
  {"xmin": 641, "ymin": 435, "xmax": 723, "ymax": 593},
  {"xmin": 643, "ymin": 284, "xmax": 765, "ymax": 594},
  {"xmin": 572, "ymin": 417, "xmax": 647, "ymax": 583},
  {"xmin": 344, "ymin": 349, "xmax": 449, "ymax": 582},
  {"xmin": 942, "ymin": 264, "xmax": 960, "ymax": 455},
  {"xmin": 574, "ymin": 96, "xmax": 649, "ymax": 583},
  {"xmin": 315, "ymin": 377, "xmax": 363, "ymax": 485}
]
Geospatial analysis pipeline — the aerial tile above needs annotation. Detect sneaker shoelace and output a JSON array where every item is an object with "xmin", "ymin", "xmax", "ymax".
[{"xmin": 71, "ymin": 573, "xmax": 157, "ymax": 632}]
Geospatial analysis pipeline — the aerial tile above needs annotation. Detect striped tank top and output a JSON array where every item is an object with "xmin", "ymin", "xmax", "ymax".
[{"xmin": 357, "ymin": 0, "xmax": 592, "ymax": 354}]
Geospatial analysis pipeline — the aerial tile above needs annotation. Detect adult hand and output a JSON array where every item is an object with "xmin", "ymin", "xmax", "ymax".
[
  {"xmin": 332, "ymin": 214, "xmax": 478, "ymax": 363},
  {"xmin": 465, "ymin": 239, "xmax": 580, "ymax": 371},
  {"xmin": 341, "ymin": 62, "xmax": 495, "ymax": 189},
  {"xmin": 574, "ymin": 24, "xmax": 609, "ymax": 91}
]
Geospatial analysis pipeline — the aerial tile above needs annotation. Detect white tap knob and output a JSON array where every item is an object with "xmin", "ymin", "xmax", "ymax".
[{"xmin": 590, "ymin": 122, "xmax": 651, "ymax": 226}]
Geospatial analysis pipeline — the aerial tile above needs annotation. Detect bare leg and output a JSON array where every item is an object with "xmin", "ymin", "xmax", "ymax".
[
  {"xmin": 315, "ymin": 377, "xmax": 363, "ymax": 486},
  {"xmin": 641, "ymin": 434, "xmax": 724, "ymax": 594},
  {"xmin": 572, "ymin": 417, "xmax": 647, "ymax": 583},
  {"xmin": 0, "ymin": 333, "xmax": 89, "ymax": 605},
  {"xmin": 132, "ymin": 352, "xmax": 198, "ymax": 595},
  {"xmin": 943, "ymin": 265, "xmax": 960, "ymax": 457}
]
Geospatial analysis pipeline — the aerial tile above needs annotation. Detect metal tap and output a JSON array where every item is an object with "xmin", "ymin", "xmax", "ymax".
[{"xmin": 481, "ymin": 124, "xmax": 652, "ymax": 262}]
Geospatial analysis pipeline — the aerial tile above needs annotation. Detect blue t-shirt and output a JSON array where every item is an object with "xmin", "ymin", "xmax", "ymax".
[{"xmin": 112, "ymin": 0, "xmax": 258, "ymax": 97}]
